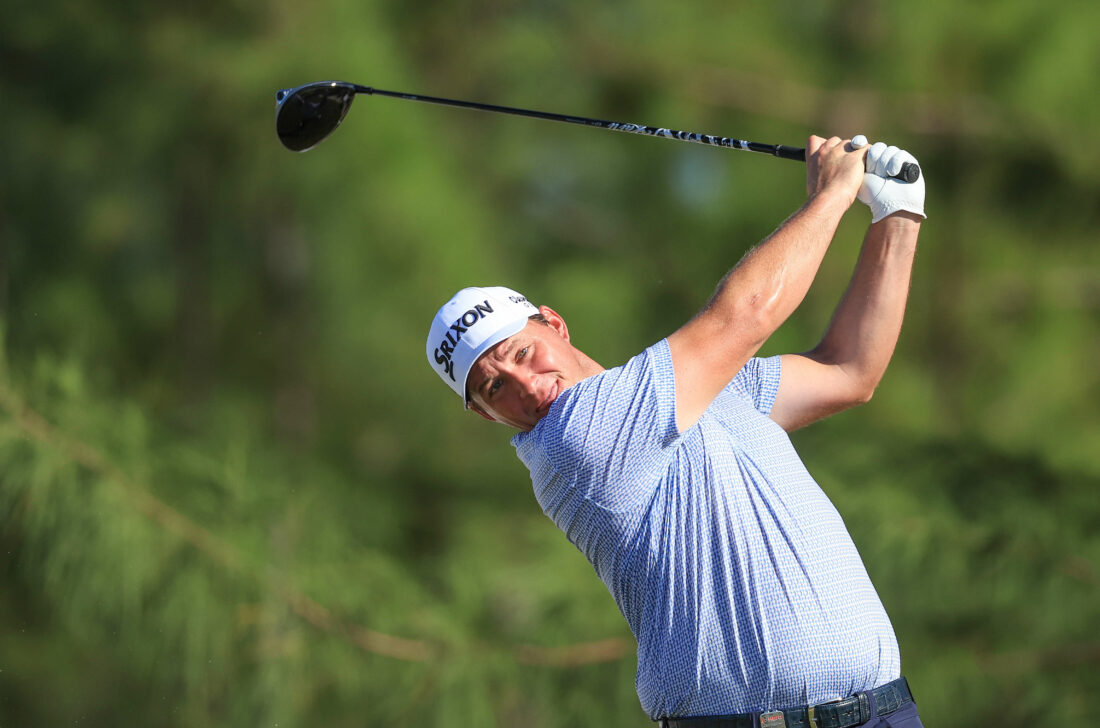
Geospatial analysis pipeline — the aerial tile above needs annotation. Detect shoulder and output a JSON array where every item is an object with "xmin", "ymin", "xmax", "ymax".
[
  {"xmin": 514, "ymin": 340, "xmax": 679, "ymax": 485},
  {"xmin": 534, "ymin": 340, "xmax": 674, "ymax": 432},
  {"xmin": 725, "ymin": 355, "xmax": 782, "ymax": 414}
]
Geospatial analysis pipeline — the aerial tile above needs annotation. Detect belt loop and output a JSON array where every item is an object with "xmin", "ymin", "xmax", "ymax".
[{"xmin": 860, "ymin": 690, "xmax": 876, "ymax": 723}]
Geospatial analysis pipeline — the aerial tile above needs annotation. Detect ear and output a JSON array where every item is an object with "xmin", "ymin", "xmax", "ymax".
[{"xmin": 538, "ymin": 305, "xmax": 570, "ymax": 342}]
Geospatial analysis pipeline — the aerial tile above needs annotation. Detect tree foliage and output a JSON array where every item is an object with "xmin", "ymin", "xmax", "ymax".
[{"xmin": 1, "ymin": 0, "xmax": 1097, "ymax": 725}]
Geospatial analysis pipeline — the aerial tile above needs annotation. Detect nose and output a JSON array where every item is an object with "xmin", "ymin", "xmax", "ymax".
[
  {"xmin": 517, "ymin": 369, "xmax": 541, "ymax": 403},
  {"xmin": 500, "ymin": 365, "xmax": 540, "ymax": 407}
]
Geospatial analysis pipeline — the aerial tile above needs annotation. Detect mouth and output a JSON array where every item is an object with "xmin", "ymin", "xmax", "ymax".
[{"xmin": 535, "ymin": 382, "xmax": 559, "ymax": 416}]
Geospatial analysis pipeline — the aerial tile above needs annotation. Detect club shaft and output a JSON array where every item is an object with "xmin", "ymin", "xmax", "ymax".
[
  {"xmin": 354, "ymin": 84, "xmax": 807, "ymax": 162},
  {"xmin": 303, "ymin": 82, "xmax": 919, "ymax": 181}
]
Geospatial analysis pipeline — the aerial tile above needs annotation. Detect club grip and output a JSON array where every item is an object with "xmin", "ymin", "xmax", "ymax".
[
  {"xmin": 788, "ymin": 146, "xmax": 920, "ymax": 182},
  {"xmin": 896, "ymin": 162, "xmax": 921, "ymax": 183},
  {"xmin": 771, "ymin": 145, "xmax": 807, "ymax": 162}
]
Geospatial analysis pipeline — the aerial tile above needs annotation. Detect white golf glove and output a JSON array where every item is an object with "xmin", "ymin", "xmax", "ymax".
[{"xmin": 851, "ymin": 135, "xmax": 926, "ymax": 223}]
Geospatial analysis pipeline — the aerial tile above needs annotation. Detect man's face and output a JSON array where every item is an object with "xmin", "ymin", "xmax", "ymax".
[{"xmin": 467, "ymin": 306, "xmax": 594, "ymax": 432}]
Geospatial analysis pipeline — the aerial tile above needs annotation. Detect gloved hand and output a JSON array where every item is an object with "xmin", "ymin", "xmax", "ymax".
[{"xmin": 851, "ymin": 135, "xmax": 926, "ymax": 223}]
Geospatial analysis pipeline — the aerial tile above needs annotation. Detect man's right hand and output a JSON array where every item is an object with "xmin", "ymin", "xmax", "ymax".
[{"xmin": 805, "ymin": 135, "xmax": 867, "ymax": 205}]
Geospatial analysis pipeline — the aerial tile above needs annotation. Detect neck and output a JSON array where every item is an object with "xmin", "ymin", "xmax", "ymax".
[{"xmin": 574, "ymin": 348, "xmax": 605, "ymax": 380}]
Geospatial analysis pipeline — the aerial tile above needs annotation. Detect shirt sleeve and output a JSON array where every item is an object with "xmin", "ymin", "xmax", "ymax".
[
  {"xmin": 724, "ymin": 355, "xmax": 782, "ymax": 415},
  {"xmin": 517, "ymin": 339, "xmax": 680, "ymax": 511}
]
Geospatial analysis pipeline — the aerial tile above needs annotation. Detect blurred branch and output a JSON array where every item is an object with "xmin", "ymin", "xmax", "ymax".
[
  {"xmin": 514, "ymin": 637, "xmax": 633, "ymax": 666},
  {"xmin": 578, "ymin": 40, "xmax": 1006, "ymax": 139},
  {"xmin": 0, "ymin": 384, "xmax": 632, "ymax": 667},
  {"xmin": 0, "ymin": 383, "xmax": 435, "ymax": 661},
  {"xmin": 978, "ymin": 642, "xmax": 1100, "ymax": 673},
  {"xmin": 1060, "ymin": 556, "xmax": 1099, "ymax": 588},
  {"xmin": 0, "ymin": 206, "xmax": 8, "ymax": 317},
  {"xmin": 0, "ymin": 384, "xmax": 244, "ymax": 573},
  {"xmin": 275, "ymin": 581, "xmax": 435, "ymax": 662}
]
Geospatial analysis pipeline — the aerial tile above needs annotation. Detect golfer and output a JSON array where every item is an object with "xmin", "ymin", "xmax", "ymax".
[{"xmin": 427, "ymin": 135, "xmax": 926, "ymax": 727}]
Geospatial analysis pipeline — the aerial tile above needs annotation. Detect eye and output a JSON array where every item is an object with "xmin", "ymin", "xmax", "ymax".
[
  {"xmin": 488, "ymin": 378, "xmax": 503, "ymax": 398},
  {"xmin": 518, "ymin": 346, "xmax": 529, "ymax": 360}
]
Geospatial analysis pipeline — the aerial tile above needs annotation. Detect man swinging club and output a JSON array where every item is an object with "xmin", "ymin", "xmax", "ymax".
[{"xmin": 426, "ymin": 134, "xmax": 926, "ymax": 727}]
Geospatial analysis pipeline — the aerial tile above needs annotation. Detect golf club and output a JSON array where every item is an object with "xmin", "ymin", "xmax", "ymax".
[{"xmin": 275, "ymin": 80, "xmax": 920, "ymax": 183}]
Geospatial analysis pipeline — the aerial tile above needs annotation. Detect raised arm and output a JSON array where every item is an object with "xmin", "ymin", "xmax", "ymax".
[
  {"xmin": 666, "ymin": 136, "xmax": 866, "ymax": 432},
  {"xmin": 770, "ymin": 140, "xmax": 926, "ymax": 431}
]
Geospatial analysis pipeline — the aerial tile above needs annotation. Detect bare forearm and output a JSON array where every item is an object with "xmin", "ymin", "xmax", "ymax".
[
  {"xmin": 702, "ymin": 189, "xmax": 852, "ymax": 346},
  {"xmin": 810, "ymin": 212, "xmax": 921, "ymax": 391},
  {"xmin": 768, "ymin": 138, "xmax": 925, "ymax": 432},
  {"xmin": 668, "ymin": 134, "xmax": 867, "ymax": 431}
]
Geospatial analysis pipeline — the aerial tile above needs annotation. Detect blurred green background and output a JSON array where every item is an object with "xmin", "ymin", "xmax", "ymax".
[{"xmin": 1, "ymin": 0, "xmax": 1098, "ymax": 725}]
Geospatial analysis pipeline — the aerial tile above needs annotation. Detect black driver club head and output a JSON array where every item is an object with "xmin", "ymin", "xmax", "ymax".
[{"xmin": 275, "ymin": 81, "xmax": 358, "ymax": 152}]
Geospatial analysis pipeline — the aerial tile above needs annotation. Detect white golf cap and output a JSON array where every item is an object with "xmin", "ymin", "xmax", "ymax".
[{"xmin": 426, "ymin": 286, "xmax": 539, "ymax": 403}]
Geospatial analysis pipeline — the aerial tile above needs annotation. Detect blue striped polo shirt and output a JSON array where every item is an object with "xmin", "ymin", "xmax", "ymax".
[{"xmin": 512, "ymin": 338, "xmax": 900, "ymax": 719}]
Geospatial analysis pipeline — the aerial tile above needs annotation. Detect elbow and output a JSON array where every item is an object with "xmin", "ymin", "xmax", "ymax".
[
  {"xmin": 848, "ymin": 375, "xmax": 882, "ymax": 407},
  {"xmin": 702, "ymin": 264, "xmax": 791, "ymax": 347},
  {"xmin": 699, "ymin": 295, "xmax": 776, "ymax": 350},
  {"xmin": 851, "ymin": 384, "xmax": 875, "ymax": 407},
  {"xmin": 810, "ymin": 345, "xmax": 884, "ymax": 409},
  {"xmin": 733, "ymin": 292, "xmax": 785, "ymax": 348},
  {"xmin": 828, "ymin": 384, "xmax": 874, "ymax": 417},
  {"xmin": 825, "ymin": 360, "xmax": 880, "ymax": 409}
]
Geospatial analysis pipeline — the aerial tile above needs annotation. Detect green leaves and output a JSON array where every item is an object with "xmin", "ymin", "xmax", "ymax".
[{"xmin": 2, "ymin": 0, "xmax": 1099, "ymax": 724}]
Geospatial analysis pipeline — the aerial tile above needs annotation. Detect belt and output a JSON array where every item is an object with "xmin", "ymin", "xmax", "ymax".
[{"xmin": 658, "ymin": 677, "xmax": 913, "ymax": 728}]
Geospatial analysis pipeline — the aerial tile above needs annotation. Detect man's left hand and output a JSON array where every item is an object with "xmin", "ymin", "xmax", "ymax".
[{"xmin": 852, "ymin": 135, "xmax": 926, "ymax": 223}]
